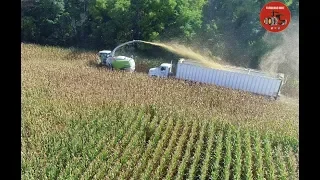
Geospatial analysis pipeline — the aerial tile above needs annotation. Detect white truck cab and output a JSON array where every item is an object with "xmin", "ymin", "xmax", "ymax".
[{"xmin": 148, "ymin": 63, "xmax": 173, "ymax": 77}]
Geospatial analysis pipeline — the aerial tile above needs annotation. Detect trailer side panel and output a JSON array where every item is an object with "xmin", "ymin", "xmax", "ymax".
[{"xmin": 176, "ymin": 62, "xmax": 282, "ymax": 98}]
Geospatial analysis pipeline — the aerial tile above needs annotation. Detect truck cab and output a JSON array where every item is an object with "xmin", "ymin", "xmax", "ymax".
[
  {"xmin": 148, "ymin": 63, "xmax": 173, "ymax": 77},
  {"xmin": 99, "ymin": 50, "xmax": 112, "ymax": 65}
]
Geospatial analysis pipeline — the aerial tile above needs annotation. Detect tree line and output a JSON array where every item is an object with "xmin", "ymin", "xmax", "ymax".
[{"xmin": 21, "ymin": 0, "xmax": 298, "ymax": 69}]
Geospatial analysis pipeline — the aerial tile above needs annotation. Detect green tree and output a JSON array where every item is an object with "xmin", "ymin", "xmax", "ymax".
[
  {"xmin": 87, "ymin": 0, "xmax": 132, "ymax": 48},
  {"xmin": 21, "ymin": 0, "xmax": 66, "ymax": 45},
  {"xmin": 21, "ymin": 0, "xmax": 298, "ymax": 71}
]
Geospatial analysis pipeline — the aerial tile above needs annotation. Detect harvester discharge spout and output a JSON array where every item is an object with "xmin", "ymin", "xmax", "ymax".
[
  {"xmin": 98, "ymin": 40, "xmax": 144, "ymax": 72},
  {"xmin": 110, "ymin": 39, "xmax": 143, "ymax": 57}
]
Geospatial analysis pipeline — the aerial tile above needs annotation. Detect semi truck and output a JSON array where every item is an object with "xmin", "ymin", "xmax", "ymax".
[{"xmin": 149, "ymin": 59, "xmax": 285, "ymax": 99}]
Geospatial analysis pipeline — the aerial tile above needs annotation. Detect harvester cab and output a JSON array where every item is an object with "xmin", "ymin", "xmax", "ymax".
[{"xmin": 98, "ymin": 50, "xmax": 112, "ymax": 66}]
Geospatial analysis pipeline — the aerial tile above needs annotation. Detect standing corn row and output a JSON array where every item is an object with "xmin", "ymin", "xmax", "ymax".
[
  {"xmin": 80, "ymin": 109, "xmax": 144, "ymax": 179},
  {"xmin": 141, "ymin": 118, "xmax": 175, "ymax": 180},
  {"xmin": 263, "ymin": 135, "xmax": 276, "ymax": 180},
  {"xmin": 231, "ymin": 128, "xmax": 242, "ymax": 180},
  {"xmin": 118, "ymin": 115, "xmax": 160, "ymax": 179},
  {"xmin": 164, "ymin": 120, "xmax": 192, "ymax": 179},
  {"xmin": 153, "ymin": 118, "xmax": 184, "ymax": 179},
  {"xmin": 286, "ymin": 147, "xmax": 299, "ymax": 180},
  {"xmin": 200, "ymin": 123, "xmax": 215, "ymax": 180},
  {"xmin": 78, "ymin": 110, "xmax": 134, "ymax": 180},
  {"xmin": 144, "ymin": 115, "xmax": 160, "ymax": 145},
  {"xmin": 210, "ymin": 131, "xmax": 224, "ymax": 180},
  {"xmin": 187, "ymin": 121, "xmax": 207, "ymax": 180},
  {"xmin": 92, "ymin": 111, "xmax": 145, "ymax": 179},
  {"xmin": 130, "ymin": 115, "xmax": 169, "ymax": 180},
  {"xmin": 72, "ymin": 109, "xmax": 135, "ymax": 179},
  {"xmin": 54, "ymin": 107, "xmax": 120, "ymax": 179},
  {"xmin": 175, "ymin": 121, "xmax": 199, "ymax": 180},
  {"xmin": 44, "ymin": 135, "xmax": 70, "ymax": 180},
  {"xmin": 105, "ymin": 114, "xmax": 151, "ymax": 179},
  {"xmin": 242, "ymin": 130, "xmax": 253, "ymax": 180},
  {"xmin": 252, "ymin": 131, "xmax": 264, "ymax": 180},
  {"xmin": 222, "ymin": 127, "xmax": 233, "ymax": 180},
  {"xmin": 274, "ymin": 145, "xmax": 289, "ymax": 180}
]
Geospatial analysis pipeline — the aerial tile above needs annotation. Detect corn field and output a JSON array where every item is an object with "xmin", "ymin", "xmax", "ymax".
[{"xmin": 21, "ymin": 44, "xmax": 299, "ymax": 179}]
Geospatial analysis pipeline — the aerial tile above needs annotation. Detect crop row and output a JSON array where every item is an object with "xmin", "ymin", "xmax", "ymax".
[{"xmin": 23, "ymin": 108, "xmax": 298, "ymax": 180}]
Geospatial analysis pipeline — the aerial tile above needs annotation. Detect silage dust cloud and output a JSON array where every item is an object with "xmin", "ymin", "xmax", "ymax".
[
  {"xmin": 140, "ymin": 41, "xmax": 225, "ymax": 70},
  {"xmin": 259, "ymin": 19, "xmax": 299, "ymax": 79}
]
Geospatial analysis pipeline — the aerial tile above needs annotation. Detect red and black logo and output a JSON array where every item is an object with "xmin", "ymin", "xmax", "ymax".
[{"xmin": 260, "ymin": 1, "xmax": 291, "ymax": 33}]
